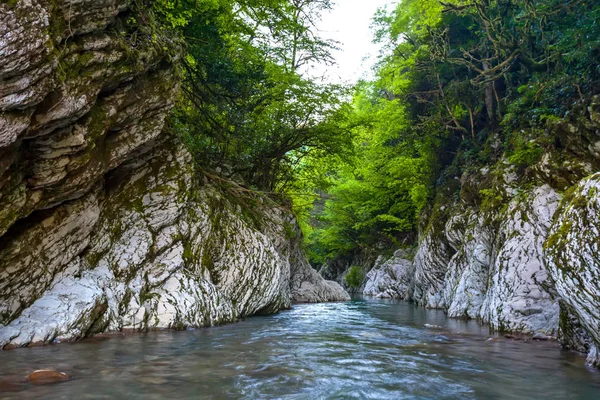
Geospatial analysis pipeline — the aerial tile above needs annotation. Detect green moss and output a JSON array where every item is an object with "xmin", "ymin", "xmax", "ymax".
[
  {"xmin": 199, "ymin": 235, "xmax": 216, "ymax": 277},
  {"xmin": 283, "ymin": 221, "xmax": 298, "ymax": 241},
  {"xmin": 139, "ymin": 286, "xmax": 158, "ymax": 305},
  {"xmin": 543, "ymin": 197, "xmax": 589, "ymax": 282},
  {"xmin": 182, "ymin": 239, "xmax": 197, "ymax": 265}
]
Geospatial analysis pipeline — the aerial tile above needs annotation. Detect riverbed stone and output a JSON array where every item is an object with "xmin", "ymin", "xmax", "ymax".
[{"xmin": 27, "ymin": 369, "xmax": 70, "ymax": 384}]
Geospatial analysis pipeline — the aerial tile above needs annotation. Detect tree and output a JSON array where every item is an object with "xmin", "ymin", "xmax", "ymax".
[
  {"xmin": 268, "ymin": 0, "xmax": 338, "ymax": 73},
  {"xmin": 301, "ymin": 0, "xmax": 600, "ymax": 266},
  {"xmin": 168, "ymin": 0, "xmax": 351, "ymax": 190}
]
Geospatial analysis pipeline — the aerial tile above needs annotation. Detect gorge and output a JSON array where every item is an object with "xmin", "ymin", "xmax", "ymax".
[{"xmin": 1, "ymin": 0, "xmax": 600, "ymax": 397}]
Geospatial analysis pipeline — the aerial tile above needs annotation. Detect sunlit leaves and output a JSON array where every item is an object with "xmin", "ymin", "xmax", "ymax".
[
  {"xmin": 303, "ymin": 81, "xmax": 434, "ymax": 263},
  {"xmin": 168, "ymin": 0, "xmax": 351, "ymax": 191}
]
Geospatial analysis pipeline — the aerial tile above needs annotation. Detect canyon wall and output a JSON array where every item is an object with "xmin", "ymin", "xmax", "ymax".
[
  {"xmin": 363, "ymin": 97, "xmax": 600, "ymax": 365},
  {"xmin": 0, "ymin": 0, "xmax": 348, "ymax": 348}
]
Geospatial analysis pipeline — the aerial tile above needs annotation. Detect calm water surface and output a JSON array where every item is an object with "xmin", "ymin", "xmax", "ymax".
[{"xmin": 1, "ymin": 297, "xmax": 600, "ymax": 399}]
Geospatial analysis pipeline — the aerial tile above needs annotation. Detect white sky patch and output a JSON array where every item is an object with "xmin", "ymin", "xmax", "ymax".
[{"xmin": 307, "ymin": 0, "xmax": 397, "ymax": 85}]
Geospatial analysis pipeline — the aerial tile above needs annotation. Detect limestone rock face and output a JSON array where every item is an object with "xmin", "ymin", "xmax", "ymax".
[
  {"xmin": 357, "ymin": 150, "xmax": 600, "ymax": 364},
  {"xmin": 480, "ymin": 185, "xmax": 560, "ymax": 333},
  {"xmin": 0, "ymin": 0, "xmax": 179, "ymax": 240},
  {"xmin": 557, "ymin": 302, "xmax": 593, "ymax": 357},
  {"xmin": 412, "ymin": 229, "xmax": 451, "ymax": 308},
  {"xmin": 363, "ymin": 185, "xmax": 561, "ymax": 335},
  {"xmin": 389, "ymin": 97, "xmax": 600, "ymax": 356},
  {"xmin": 0, "ymin": 140, "xmax": 347, "ymax": 348},
  {"xmin": 545, "ymin": 173, "xmax": 600, "ymax": 366},
  {"xmin": 442, "ymin": 211, "xmax": 493, "ymax": 320},
  {"xmin": 363, "ymin": 250, "xmax": 413, "ymax": 299},
  {"xmin": 0, "ymin": 0, "xmax": 347, "ymax": 348}
]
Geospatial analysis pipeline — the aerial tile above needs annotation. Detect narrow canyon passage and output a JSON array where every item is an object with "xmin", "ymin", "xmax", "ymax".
[
  {"xmin": 2, "ymin": 298, "xmax": 600, "ymax": 399},
  {"xmin": 2, "ymin": 0, "xmax": 600, "ymax": 397}
]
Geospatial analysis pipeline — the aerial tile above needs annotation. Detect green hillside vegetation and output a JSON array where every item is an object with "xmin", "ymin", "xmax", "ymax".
[{"xmin": 142, "ymin": 0, "xmax": 600, "ymax": 266}]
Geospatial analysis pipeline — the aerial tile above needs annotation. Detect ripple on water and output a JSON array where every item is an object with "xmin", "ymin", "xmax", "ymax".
[{"xmin": 1, "ymin": 298, "xmax": 600, "ymax": 399}]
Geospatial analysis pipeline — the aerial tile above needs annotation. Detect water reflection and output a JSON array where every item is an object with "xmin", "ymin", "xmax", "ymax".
[{"xmin": 1, "ymin": 297, "xmax": 600, "ymax": 399}]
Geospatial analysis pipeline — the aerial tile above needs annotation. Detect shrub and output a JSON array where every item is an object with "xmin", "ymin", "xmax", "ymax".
[{"xmin": 344, "ymin": 265, "xmax": 364, "ymax": 288}]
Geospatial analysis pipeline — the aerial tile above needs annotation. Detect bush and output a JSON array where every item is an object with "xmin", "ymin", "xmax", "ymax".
[
  {"xmin": 507, "ymin": 138, "xmax": 543, "ymax": 169},
  {"xmin": 344, "ymin": 265, "xmax": 364, "ymax": 288}
]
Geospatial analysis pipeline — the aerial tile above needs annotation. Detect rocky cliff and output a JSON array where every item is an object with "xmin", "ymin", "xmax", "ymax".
[
  {"xmin": 0, "ymin": 0, "xmax": 348, "ymax": 348},
  {"xmin": 362, "ymin": 98, "xmax": 600, "ymax": 365},
  {"xmin": 545, "ymin": 172, "xmax": 600, "ymax": 366}
]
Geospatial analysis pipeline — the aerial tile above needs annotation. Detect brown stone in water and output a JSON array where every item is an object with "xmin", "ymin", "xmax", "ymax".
[{"xmin": 27, "ymin": 370, "xmax": 70, "ymax": 385}]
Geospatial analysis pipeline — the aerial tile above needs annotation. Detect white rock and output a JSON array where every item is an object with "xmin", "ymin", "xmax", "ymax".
[
  {"xmin": 480, "ymin": 185, "xmax": 560, "ymax": 334},
  {"xmin": 0, "ymin": 143, "xmax": 349, "ymax": 348},
  {"xmin": 545, "ymin": 173, "xmax": 600, "ymax": 366},
  {"xmin": 363, "ymin": 251, "xmax": 413, "ymax": 299}
]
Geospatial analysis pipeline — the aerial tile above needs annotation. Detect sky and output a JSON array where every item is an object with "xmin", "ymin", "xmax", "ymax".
[{"xmin": 307, "ymin": 0, "xmax": 397, "ymax": 84}]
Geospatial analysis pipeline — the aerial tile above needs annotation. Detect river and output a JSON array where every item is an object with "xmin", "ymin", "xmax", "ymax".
[{"xmin": 1, "ymin": 297, "xmax": 600, "ymax": 399}]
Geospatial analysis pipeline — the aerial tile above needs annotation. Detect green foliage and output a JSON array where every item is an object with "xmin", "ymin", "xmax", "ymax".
[
  {"xmin": 301, "ymin": 0, "xmax": 600, "ymax": 266},
  {"xmin": 144, "ymin": 0, "xmax": 600, "ymax": 269},
  {"xmin": 344, "ymin": 265, "xmax": 364, "ymax": 288},
  {"xmin": 300, "ymin": 82, "xmax": 435, "ymax": 263},
  {"xmin": 479, "ymin": 188, "xmax": 506, "ymax": 214},
  {"xmin": 507, "ymin": 138, "xmax": 543, "ymax": 170},
  {"xmin": 166, "ymin": 0, "xmax": 350, "ymax": 191},
  {"xmin": 146, "ymin": 0, "xmax": 223, "ymax": 28}
]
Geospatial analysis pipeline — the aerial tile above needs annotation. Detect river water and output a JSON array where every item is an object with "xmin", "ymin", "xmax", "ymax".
[{"xmin": 1, "ymin": 297, "xmax": 600, "ymax": 399}]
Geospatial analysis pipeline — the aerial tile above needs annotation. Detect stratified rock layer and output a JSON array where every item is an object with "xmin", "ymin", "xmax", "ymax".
[
  {"xmin": 0, "ymin": 0, "xmax": 178, "ymax": 239},
  {"xmin": 366, "ymin": 184, "xmax": 560, "ymax": 334},
  {"xmin": 442, "ymin": 211, "xmax": 493, "ymax": 320},
  {"xmin": 363, "ymin": 250, "xmax": 413, "ymax": 299},
  {"xmin": 545, "ymin": 173, "xmax": 600, "ymax": 366},
  {"xmin": 0, "ymin": 0, "xmax": 348, "ymax": 348},
  {"xmin": 479, "ymin": 185, "xmax": 560, "ymax": 333}
]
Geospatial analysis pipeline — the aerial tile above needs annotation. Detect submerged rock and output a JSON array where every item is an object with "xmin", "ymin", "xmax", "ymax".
[
  {"xmin": 531, "ymin": 333, "xmax": 553, "ymax": 341},
  {"xmin": 0, "ymin": 379, "xmax": 25, "ymax": 392},
  {"xmin": 27, "ymin": 370, "xmax": 70, "ymax": 385}
]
